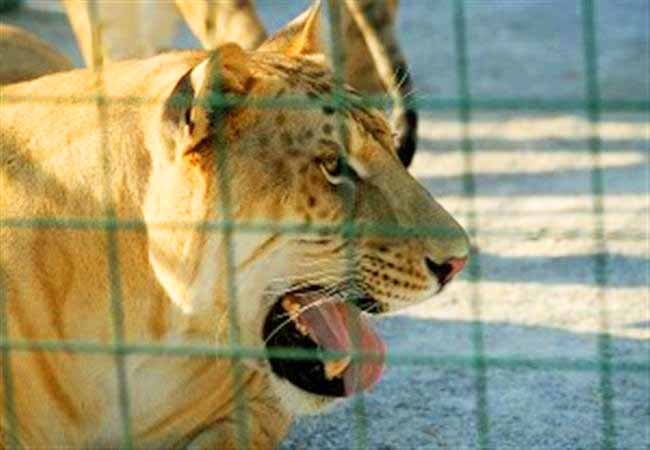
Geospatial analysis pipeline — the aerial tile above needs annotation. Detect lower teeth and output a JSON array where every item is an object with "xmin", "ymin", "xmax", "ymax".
[{"xmin": 280, "ymin": 294, "xmax": 351, "ymax": 379}]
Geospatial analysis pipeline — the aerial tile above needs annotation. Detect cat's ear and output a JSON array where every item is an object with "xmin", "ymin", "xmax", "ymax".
[
  {"xmin": 162, "ymin": 43, "xmax": 252, "ymax": 159},
  {"xmin": 257, "ymin": 0, "xmax": 323, "ymax": 57}
]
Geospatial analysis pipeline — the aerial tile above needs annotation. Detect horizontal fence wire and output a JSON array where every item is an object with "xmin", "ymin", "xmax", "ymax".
[
  {"xmin": 0, "ymin": 339, "xmax": 646, "ymax": 373},
  {"xmin": 0, "ymin": 0, "xmax": 647, "ymax": 448},
  {"xmin": 0, "ymin": 218, "xmax": 646, "ymax": 244},
  {"xmin": 0, "ymin": 94, "xmax": 648, "ymax": 112}
]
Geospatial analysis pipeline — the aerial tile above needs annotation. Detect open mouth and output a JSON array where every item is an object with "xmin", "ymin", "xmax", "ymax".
[{"xmin": 262, "ymin": 286, "xmax": 386, "ymax": 398}]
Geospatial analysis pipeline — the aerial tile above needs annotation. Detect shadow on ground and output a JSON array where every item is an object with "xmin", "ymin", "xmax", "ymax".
[
  {"xmin": 280, "ymin": 317, "xmax": 649, "ymax": 450},
  {"xmin": 419, "ymin": 136, "xmax": 648, "ymax": 153},
  {"xmin": 420, "ymin": 162, "xmax": 648, "ymax": 197},
  {"xmin": 466, "ymin": 252, "xmax": 649, "ymax": 287}
]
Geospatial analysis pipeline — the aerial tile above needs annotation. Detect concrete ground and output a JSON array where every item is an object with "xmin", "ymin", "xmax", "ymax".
[{"xmin": 2, "ymin": 1, "xmax": 648, "ymax": 449}]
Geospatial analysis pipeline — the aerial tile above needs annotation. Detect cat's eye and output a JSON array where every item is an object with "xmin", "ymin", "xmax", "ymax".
[{"xmin": 320, "ymin": 154, "xmax": 355, "ymax": 185}]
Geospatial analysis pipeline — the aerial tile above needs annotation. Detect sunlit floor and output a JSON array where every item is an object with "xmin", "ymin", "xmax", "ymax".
[{"xmin": 410, "ymin": 113, "xmax": 648, "ymax": 341}]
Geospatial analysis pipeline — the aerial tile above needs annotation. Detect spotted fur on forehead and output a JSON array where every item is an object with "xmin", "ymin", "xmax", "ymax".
[
  {"xmin": 251, "ymin": 53, "xmax": 394, "ymax": 156},
  {"xmin": 347, "ymin": 106, "xmax": 393, "ymax": 154}
]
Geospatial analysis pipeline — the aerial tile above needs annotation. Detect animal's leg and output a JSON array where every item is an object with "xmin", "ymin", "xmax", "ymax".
[
  {"xmin": 333, "ymin": 0, "xmax": 398, "ymax": 93},
  {"xmin": 61, "ymin": 0, "xmax": 101, "ymax": 67},
  {"xmin": 139, "ymin": 0, "xmax": 181, "ymax": 55},
  {"xmin": 175, "ymin": 0, "xmax": 266, "ymax": 51},
  {"xmin": 338, "ymin": 0, "xmax": 418, "ymax": 166},
  {"xmin": 62, "ymin": 0, "xmax": 180, "ymax": 68}
]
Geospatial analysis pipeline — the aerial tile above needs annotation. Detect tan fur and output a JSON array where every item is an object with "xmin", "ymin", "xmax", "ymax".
[
  {"xmin": 0, "ymin": 5, "xmax": 468, "ymax": 448},
  {"xmin": 0, "ymin": 24, "xmax": 74, "ymax": 85}
]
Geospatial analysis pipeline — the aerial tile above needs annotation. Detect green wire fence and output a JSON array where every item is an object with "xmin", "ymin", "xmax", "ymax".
[{"xmin": 1, "ymin": 0, "xmax": 649, "ymax": 449}]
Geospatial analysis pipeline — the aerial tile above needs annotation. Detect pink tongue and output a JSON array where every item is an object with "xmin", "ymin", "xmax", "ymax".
[{"xmin": 294, "ymin": 295, "xmax": 385, "ymax": 396}]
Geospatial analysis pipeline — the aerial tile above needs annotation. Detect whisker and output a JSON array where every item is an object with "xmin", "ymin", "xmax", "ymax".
[
  {"xmin": 263, "ymin": 277, "xmax": 371, "ymax": 345},
  {"xmin": 263, "ymin": 287, "xmax": 347, "ymax": 345},
  {"xmin": 395, "ymin": 69, "xmax": 409, "ymax": 91}
]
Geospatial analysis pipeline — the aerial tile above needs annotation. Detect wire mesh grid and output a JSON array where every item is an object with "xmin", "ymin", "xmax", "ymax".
[{"xmin": 0, "ymin": 0, "xmax": 648, "ymax": 449}]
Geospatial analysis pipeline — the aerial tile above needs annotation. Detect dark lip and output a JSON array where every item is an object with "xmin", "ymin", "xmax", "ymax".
[
  {"xmin": 436, "ymin": 278, "xmax": 453, "ymax": 294},
  {"xmin": 261, "ymin": 285, "xmax": 383, "ymax": 397},
  {"xmin": 349, "ymin": 295, "xmax": 384, "ymax": 314},
  {"xmin": 277, "ymin": 284, "xmax": 385, "ymax": 314},
  {"xmin": 263, "ymin": 296, "xmax": 345, "ymax": 397}
]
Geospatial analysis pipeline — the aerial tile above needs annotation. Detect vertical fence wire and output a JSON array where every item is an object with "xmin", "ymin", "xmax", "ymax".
[
  {"xmin": 326, "ymin": 1, "xmax": 369, "ymax": 448},
  {"xmin": 0, "ymin": 269, "xmax": 17, "ymax": 450},
  {"xmin": 452, "ymin": 1, "xmax": 490, "ymax": 449},
  {"xmin": 86, "ymin": 0, "xmax": 134, "ymax": 447},
  {"xmin": 209, "ymin": 60, "xmax": 251, "ymax": 450},
  {"xmin": 580, "ymin": 1, "xmax": 617, "ymax": 449}
]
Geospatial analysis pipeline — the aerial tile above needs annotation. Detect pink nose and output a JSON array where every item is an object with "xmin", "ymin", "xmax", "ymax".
[
  {"xmin": 425, "ymin": 256, "xmax": 468, "ymax": 285},
  {"xmin": 445, "ymin": 257, "xmax": 467, "ymax": 283}
]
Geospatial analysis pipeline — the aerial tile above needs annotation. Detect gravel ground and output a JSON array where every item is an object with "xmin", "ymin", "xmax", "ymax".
[{"xmin": 2, "ymin": 1, "xmax": 649, "ymax": 449}]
